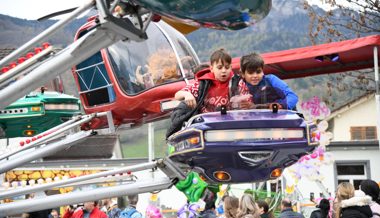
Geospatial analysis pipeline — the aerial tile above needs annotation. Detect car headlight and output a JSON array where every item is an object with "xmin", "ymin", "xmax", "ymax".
[
  {"xmin": 173, "ymin": 136, "xmax": 201, "ymax": 153},
  {"xmin": 45, "ymin": 104, "xmax": 80, "ymax": 111},
  {"xmin": 168, "ymin": 130, "xmax": 203, "ymax": 154}
]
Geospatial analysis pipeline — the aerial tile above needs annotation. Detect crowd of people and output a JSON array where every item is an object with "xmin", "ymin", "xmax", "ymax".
[{"xmin": 18, "ymin": 178, "xmax": 380, "ymax": 218}]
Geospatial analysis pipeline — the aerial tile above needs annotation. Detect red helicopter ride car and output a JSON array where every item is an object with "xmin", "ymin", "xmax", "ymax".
[{"xmin": 73, "ymin": 19, "xmax": 200, "ymax": 129}]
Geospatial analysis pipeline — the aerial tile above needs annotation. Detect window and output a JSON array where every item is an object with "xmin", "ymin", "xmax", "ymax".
[
  {"xmin": 75, "ymin": 28, "xmax": 116, "ymax": 106},
  {"xmin": 350, "ymin": 126, "xmax": 377, "ymax": 140},
  {"xmin": 158, "ymin": 22, "xmax": 199, "ymax": 78},
  {"xmin": 336, "ymin": 162, "xmax": 368, "ymax": 189},
  {"xmin": 75, "ymin": 51, "xmax": 115, "ymax": 106},
  {"xmin": 107, "ymin": 22, "xmax": 198, "ymax": 96}
]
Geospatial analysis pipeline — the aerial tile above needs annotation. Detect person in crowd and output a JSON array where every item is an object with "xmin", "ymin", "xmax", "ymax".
[
  {"xmin": 21, "ymin": 213, "xmax": 30, "ymax": 218},
  {"xmin": 107, "ymin": 200, "xmax": 121, "ymax": 218},
  {"xmin": 200, "ymin": 197, "xmax": 217, "ymax": 218},
  {"xmin": 310, "ymin": 198, "xmax": 330, "ymax": 218},
  {"xmin": 63, "ymin": 201, "xmax": 108, "ymax": 218},
  {"xmin": 278, "ymin": 198, "xmax": 304, "ymax": 218},
  {"xmin": 119, "ymin": 195, "xmax": 142, "ymax": 218},
  {"xmin": 239, "ymin": 52, "xmax": 298, "ymax": 110},
  {"xmin": 236, "ymin": 194, "xmax": 260, "ymax": 218},
  {"xmin": 334, "ymin": 182, "xmax": 372, "ymax": 218},
  {"xmin": 100, "ymin": 199, "xmax": 112, "ymax": 213},
  {"xmin": 256, "ymin": 200, "xmax": 275, "ymax": 218},
  {"xmin": 224, "ymin": 196, "xmax": 239, "ymax": 218},
  {"xmin": 48, "ymin": 209, "xmax": 60, "ymax": 218},
  {"xmin": 360, "ymin": 179, "xmax": 380, "ymax": 218},
  {"xmin": 216, "ymin": 194, "xmax": 227, "ymax": 217}
]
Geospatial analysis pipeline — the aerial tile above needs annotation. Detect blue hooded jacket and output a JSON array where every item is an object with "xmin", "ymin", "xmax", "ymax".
[{"xmin": 246, "ymin": 74, "xmax": 298, "ymax": 110}]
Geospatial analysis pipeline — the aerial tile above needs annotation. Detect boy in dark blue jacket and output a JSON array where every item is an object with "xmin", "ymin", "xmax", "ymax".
[{"xmin": 239, "ymin": 52, "xmax": 298, "ymax": 110}]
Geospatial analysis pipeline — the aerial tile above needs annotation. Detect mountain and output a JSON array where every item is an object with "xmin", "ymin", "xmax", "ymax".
[
  {"xmin": 188, "ymin": 0, "xmax": 316, "ymax": 61},
  {"xmin": 0, "ymin": 0, "xmax": 313, "ymax": 52},
  {"xmin": 0, "ymin": 14, "xmax": 87, "ymax": 48}
]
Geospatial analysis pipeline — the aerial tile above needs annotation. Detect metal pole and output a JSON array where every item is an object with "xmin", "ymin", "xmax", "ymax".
[
  {"xmin": 0, "ymin": 113, "xmax": 105, "ymax": 160},
  {"xmin": 0, "ymin": 28, "xmax": 118, "ymax": 109},
  {"xmin": 0, "ymin": 177, "xmax": 173, "ymax": 217},
  {"xmin": 0, "ymin": 131, "xmax": 92, "ymax": 174},
  {"xmin": 0, "ymin": 0, "xmax": 95, "ymax": 68},
  {"xmin": 148, "ymin": 122, "xmax": 155, "ymax": 161},
  {"xmin": 315, "ymin": 180, "xmax": 330, "ymax": 198},
  {"xmin": 0, "ymin": 161, "xmax": 157, "ymax": 199},
  {"xmin": 374, "ymin": 46, "xmax": 380, "ymax": 147}
]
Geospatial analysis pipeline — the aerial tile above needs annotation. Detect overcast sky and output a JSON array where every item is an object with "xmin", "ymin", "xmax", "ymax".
[{"xmin": 0, "ymin": 0, "xmax": 333, "ymax": 20}]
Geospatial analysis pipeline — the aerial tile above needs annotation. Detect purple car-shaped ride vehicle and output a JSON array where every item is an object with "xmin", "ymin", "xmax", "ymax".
[{"xmin": 167, "ymin": 108, "xmax": 319, "ymax": 184}]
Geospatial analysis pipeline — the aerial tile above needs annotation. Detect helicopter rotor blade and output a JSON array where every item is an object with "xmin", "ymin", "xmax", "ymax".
[{"xmin": 37, "ymin": 7, "xmax": 78, "ymax": 21}]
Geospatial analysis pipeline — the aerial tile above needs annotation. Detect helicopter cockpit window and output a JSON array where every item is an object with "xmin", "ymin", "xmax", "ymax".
[
  {"xmin": 108, "ymin": 23, "xmax": 183, "ymax": 95},
  {"xmin": 158, "ymin": 22, "xmax": 200, "ymax": 78}
]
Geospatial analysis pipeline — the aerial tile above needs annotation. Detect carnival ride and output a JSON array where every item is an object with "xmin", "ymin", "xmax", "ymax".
[
  {"xmin": 0, "ymin": 0, "xmax": 273, "ymax": 215},
  {"xmin": 0, "ymin": 45, "xmax": 82, "ymax": 138},
  {"xmin": 0, "ymin": 0, "xmax": 378, "ymax": 215},
  {"xmin": 0, "ymin": 88, "xmax": 81, "ymax": 138}
]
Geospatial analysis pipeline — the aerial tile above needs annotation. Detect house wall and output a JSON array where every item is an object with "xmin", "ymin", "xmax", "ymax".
[{"xmin": 332, "ymin": 97, "xmax": 377, "ymax": 141}]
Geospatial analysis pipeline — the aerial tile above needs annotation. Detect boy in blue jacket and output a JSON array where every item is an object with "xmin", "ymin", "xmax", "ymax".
[{"xmin": 239, "ymin": 52, "xmax": 298, "ymax": 110}]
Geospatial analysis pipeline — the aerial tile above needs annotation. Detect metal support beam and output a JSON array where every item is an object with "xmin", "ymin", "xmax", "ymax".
[
  {"xmin": 374, "ymin": 46, "xmax": 380, "ymax": 147},
  {"xmin": 0, "ymin": 131, "xmax": 93, "ymax": 173},
  {"xmin": 0, "ymin": 177, "xmax": 173, "ymax": 217},
  {"xmin": 157, "ymin": 158, "xmax": 186, "ymax": 181},
  {"xmin": 106, "ymin": 111, "xmax": 116, "ymax": 133},
  {"xmin": 13, "ymin": 158, "xmax": 149, "ymax": 169},
  {"xmin": 148, "ymin": 122, "xmax": 155, "ymax": 161},
  {"xmin": 315, "ymin": 180, "xmax": 330, "ymax": 198},
  {"xmin": 0, "ymin": 161, "xmax": 157, "ymax": 199},
  {"xmin": 0, "ymin": 112, "xmax": 106, "ymax": 161}
]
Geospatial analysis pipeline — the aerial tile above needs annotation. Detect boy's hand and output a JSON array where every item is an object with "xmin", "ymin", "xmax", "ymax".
[
  {"xmin": 230, "ymin": 94, "xmax": 252, "ymax": 110},
  {"xmin": 184, "ymin": 92, "xmax": 197, "ymax": 108},
  {"xmin": 240, "ymin": 100, "xmax": 253, "ymax": 109}
]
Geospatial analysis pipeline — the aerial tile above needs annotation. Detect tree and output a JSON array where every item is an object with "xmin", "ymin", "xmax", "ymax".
[
  {"xmin": 297, "ymin": 0, "xmax": 379, "ymax": 108},
  {"xmin": 303, "ymin": 0, "xmax": 380, "ymax": 44}
]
